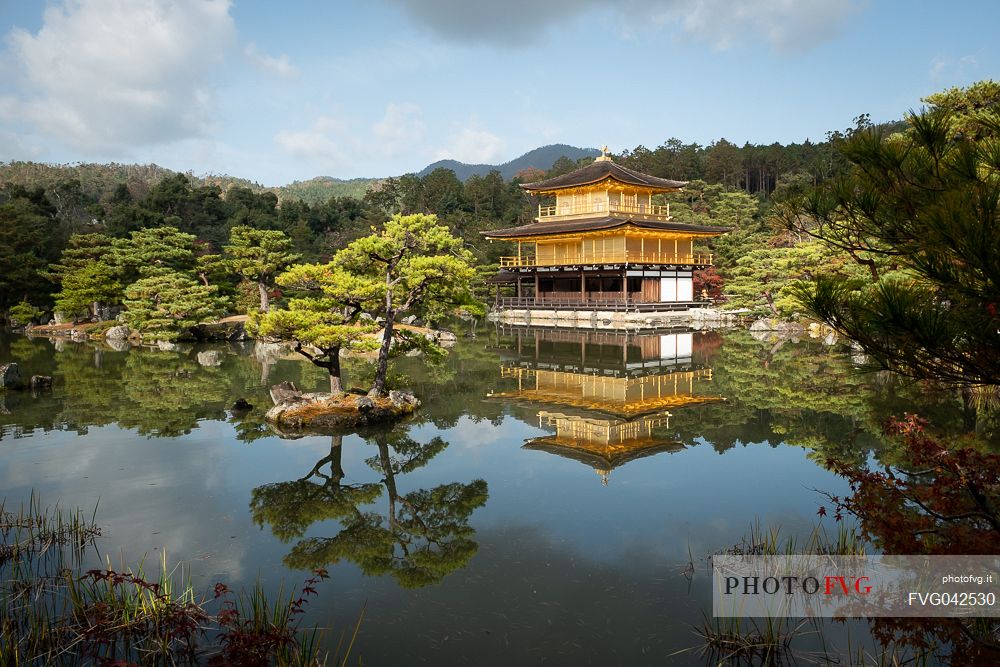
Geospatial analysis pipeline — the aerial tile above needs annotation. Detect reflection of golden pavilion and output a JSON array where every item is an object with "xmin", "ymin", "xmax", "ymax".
[
  {"xmin": 497, "ymin": 365, "xmax": 716, "ymax": 417},
  {"xmin": 525, "ymin": 411, "xmax": 680, "ymax": 485},
  {"xmin": 491, "ymin": 327, "xmax": 723, "ymax": 484}
]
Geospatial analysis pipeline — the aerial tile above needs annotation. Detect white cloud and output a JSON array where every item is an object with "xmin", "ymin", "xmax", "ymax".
[
  {"xmin": 929, "ymin": 53, "xmax": 979, "ymax": 82},
  {"xmin": 660, "ymin": 0, "xmax": 859, "ymax": 53},
  {"xmin": 373, "ymin": 103, "xmax": 424, "ymax": 157},
  {"xmin": 3, "ymin": 0, "xmax": 236, "ymax": 153},
  {"xmin": 274, "ymin": 115, "xmax": 352, "ymax": 168},
  {"xmin": 436, "ymin": 126, "xmax": 505, "ymax": 164},
  {"xmin": 383, "ymin": 0, "xmax": 860, "ymax": 52},
  {"xmin": 244, "ymin": 42, "xmax": 299, "ymax": 80}
]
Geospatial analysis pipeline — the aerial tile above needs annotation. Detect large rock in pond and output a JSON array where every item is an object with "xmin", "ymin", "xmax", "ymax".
[
  {"xmin": 270, "ymin": 381, "xmax": 302, "ymax": 405},
  {"xmin": 192, "ymin": 318, "xmax": 247, "ymax": 342},
  {"xmin": 105, "ymin": 325, "xmax": 130, "ymax": 341},
  {"xmin": 30, "ymin": 375, "xmax": 53, "ymax": 390},
  {"xmin": 265, "ymin": 386, "xmax": 421, "ymax": 433},
  {"xmin": 0, "ymin": 363, "xmax": 24, "ymax": 390}
]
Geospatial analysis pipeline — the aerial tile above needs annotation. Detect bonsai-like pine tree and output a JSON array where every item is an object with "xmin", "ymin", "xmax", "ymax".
[
  {"xmin": 223, "ymin": 226, "xmax": 299, "ymax": 313},
  {"xmin": 334, "ymin": 214, "xmax": 482, "ymax": 397},
  {"xmin": 250, "ymin": 263, "xmax": 378, "ymax": 393},
  {"xmin": 110, "ymin": 226, "xmax": 199, "ymax": 280},
  {"xmin": 8, "ymin": 301, "xmax": 42, "ymax": 327},
  {"xmin": 790, "ymin": 90, "xmax": 1000, "ymax": 385},
  {"xmin": 45, "ymin": 233, "xmax": 114, "ymax": 284},
  {"xmin": 122, "ymin": 271, "xmax": 227, "ymax": 340},
  {"xmin": 54, "ymin": 262, "xmax": 123, "ymax": 321},
  {"xmin": 46, "ymin": 233, "xmax": 121, "ymax": 320}
]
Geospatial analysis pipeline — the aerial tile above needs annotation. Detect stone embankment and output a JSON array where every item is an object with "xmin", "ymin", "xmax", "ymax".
[
  {"xmin": 488, "ymin": 306, "xmax": 746, "ymax": 330},
  {"xmin": 23, "ymin": 315, "xmax": 249, "ymax": 345}
]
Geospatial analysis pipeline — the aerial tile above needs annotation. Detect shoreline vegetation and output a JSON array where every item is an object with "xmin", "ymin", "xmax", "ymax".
[
  {"xmin": 0, "ymin": 495, "xmax": 934, "ymax": 666},
  {"xmin": 0, "ymin": 495, "xmax": 358, "ymax": 666}
]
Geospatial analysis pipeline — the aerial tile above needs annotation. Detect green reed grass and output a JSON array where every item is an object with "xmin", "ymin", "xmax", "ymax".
[{"xmin": 0, "ymin": 494, "xmax": 356, "ymax": 666}]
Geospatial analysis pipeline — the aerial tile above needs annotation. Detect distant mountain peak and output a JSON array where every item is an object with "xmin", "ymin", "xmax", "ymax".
[{"xmin": 417, "ymin": 144, "xmax": 600, "ymax": 181}]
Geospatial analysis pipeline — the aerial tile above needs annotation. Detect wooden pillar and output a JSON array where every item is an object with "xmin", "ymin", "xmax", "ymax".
[
  {"xmin": 517, "ymin": 241, "xmax": 522, "ymax": 265},
  {"xmin": 516, "ymin": 275, "xmax": 522, "ymax": 298},
  {"xmin": 580, "ymin": 269, "xmax": 585, "ymax": 303},
  {"xmin": 621, "ymin": 268, "xmax": 627, "ymax": 304},
  {"xmin": 535, "ymin": 274, "xmax": 540, "ymax": 301}
]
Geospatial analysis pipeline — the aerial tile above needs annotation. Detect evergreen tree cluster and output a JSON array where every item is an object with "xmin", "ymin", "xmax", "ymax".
[{"xmin": 8, "ymin": 83, "xmax": 985, "ymax": 326}]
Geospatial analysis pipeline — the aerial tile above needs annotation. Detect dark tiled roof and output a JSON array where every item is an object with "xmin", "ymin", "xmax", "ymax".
[
  {"xmin": 481, "ymin": 217, "xmax": 729, "ymax": 238},
  {"xmin": 520, "ymin": 160, "xmax": 687, "ymax": 192}
]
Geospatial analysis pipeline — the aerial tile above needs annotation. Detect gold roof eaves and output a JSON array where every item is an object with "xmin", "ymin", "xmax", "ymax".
[{"xmin": 527, "ymin": 174, "xmax": 683, "ymax": 196}]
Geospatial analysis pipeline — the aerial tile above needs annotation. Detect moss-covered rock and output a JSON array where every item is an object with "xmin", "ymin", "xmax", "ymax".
[{"xmin": 265, "ymin": 382, "xmax": 419, "ymax": 433}]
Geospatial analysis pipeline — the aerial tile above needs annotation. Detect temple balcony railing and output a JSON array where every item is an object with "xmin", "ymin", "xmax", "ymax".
[
  {"xmin": 538, "ymin": 202, "xmax": 672, "ymax": 221},
  {"xmin": 497, "ymin": 251, "xmax": 713, "ymax": 268},
  {"xmin": 493, "ymin": 296, "xmax": 711, "ymax": 312}
]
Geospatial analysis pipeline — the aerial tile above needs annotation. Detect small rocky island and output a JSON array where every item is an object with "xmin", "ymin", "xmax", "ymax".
[{"xmin": 265, "ymin": 381, "xmax": 421, "ymax": 433}]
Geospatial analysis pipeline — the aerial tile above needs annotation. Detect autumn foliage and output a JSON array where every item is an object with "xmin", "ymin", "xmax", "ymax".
[{"xmin": 823, "ymin": 414, "xmax": 1000, "ymax": 662}]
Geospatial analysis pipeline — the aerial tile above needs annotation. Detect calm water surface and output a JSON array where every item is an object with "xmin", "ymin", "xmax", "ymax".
[{"xmin": 0, "ymin": 326, "xmax": 984, "ymax": 664}]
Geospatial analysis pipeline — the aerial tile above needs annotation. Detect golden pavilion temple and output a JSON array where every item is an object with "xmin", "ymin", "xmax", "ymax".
[
  {"xmin": 491, "ymin": 327, "xmax": 724, "ymax": 484},
  {"xmin": 482, "ymin": 148, "xmax": 728, "ymax": 313}
]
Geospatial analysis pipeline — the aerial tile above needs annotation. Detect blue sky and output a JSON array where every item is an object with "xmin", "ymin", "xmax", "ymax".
[{"xmin": 0, "ymin": 1, "xmax": 996, "ymax": 185}]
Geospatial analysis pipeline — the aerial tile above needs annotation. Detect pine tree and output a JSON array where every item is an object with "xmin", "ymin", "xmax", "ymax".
[
  {"xmin": 54, "ymin": 262, "xmax": 123, "ymax": 320},
  {"xmin": 122, "ymin": 271, "xmax": 227, "ymax": 340},
  {"xmin": 792, "ymin": 92, "xmax": 1000, "ymax": 385},
  {"xmin": 250, "ymin": 263, "xmax": 377, "ymax": 393},
  {"xmin": 333, "ymin": 214, "xmax": 483, "ymax": 397},
  {"xmin": 44, "ymin": 233, "xmax": 113, "ymax": 285},
  {"xmin": 223, "ymin": 226, "xmax": 299, "ymax": 313},
  {"xmin": 110, "ymin": 226, "xmax": 198, "ymax": 281}
]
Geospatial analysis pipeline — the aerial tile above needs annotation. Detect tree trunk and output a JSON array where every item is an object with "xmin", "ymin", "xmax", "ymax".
[
  {"xmin": 328, "ymin": 346, "xmax": 343, "ymax": 394},
  {"xmin": 763, "ymin": 290, "xmax": 779, "ymax": 316},
  {"xmin": 328, "ymin": 435, "xmax": 344, "ymax": 482},
  {"xmin": 377, "ymin": 439, "xmax": 398, "ymax": 531},
  {"xmin": 371, "ymin": 314, "xmax": 394, "ymax": 397},
  {"xmin": 302, "ymin": 435, "xmax": 345, "ymax": 483},
  {"xmin": 258, "ymin": 280, "xmax": 270, "ymax": 313}
]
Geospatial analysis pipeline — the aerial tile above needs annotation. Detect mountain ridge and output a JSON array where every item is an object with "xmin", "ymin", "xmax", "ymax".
[
  {"xmin": 417, "ymin": 144, "xmax": 600, "ymax": 181},
  {"xmin": 0, "ymin": 144, "xmax": 599, "ymax": 206}
]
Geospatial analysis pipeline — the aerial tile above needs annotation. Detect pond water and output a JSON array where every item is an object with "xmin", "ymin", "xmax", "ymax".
[{"xmin": 0, "ymin": 325, "xmax": 988, "ymax": 664}]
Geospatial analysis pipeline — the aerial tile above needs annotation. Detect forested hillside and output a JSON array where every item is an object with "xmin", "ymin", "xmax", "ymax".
[
  {"xmin": 0, "ymin": 162, "xmax": 378, "ymax": 207},
  {"xmin": 2, "ymin": 81, "xmax": 988, "ymax": 322}
]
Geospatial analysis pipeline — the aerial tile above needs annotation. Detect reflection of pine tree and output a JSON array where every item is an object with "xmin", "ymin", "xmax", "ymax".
[
  {"xmin": 55, "ymin": 343, "xmax": 131, "ymax": 432},
  {"xmin": 250, "ymin": 436, "xmax": 382, "ymax": 541},
  {"xmin": 251, "ymin": 430, "xmax": 488, "ymax": 588},
  {"xmin": 117, "ymin": 350, "xmax": 229, "ymax": 436}
]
